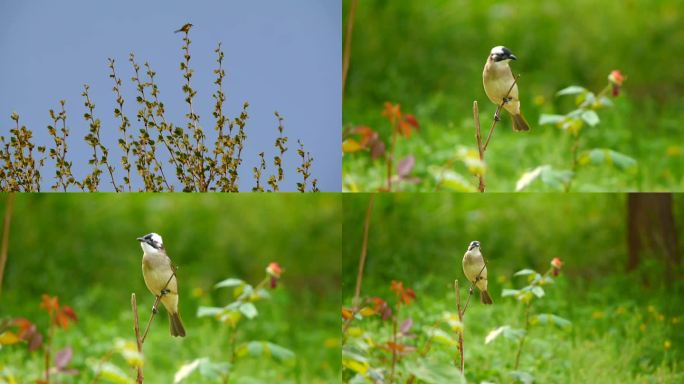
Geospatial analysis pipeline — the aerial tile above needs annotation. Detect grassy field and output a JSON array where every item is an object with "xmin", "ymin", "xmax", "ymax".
[
  {"xmin": 341, "ymin": 194, "xmax": 683, "ymax": 383},
  {"xmin": 342, "ymin": 1, "xmax": 684, "ymax": 192},
  {"xmin": 0, "ymin": 194, "xmax": 341, "ymax": 383}
]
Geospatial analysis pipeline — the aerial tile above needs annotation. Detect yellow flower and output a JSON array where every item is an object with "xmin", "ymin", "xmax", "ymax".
[
  {"xmin": 533, "ymin": 95, "xmax": 545, "ymax": 106},
  {"xmin": 657, "ymin": 314, "xmax": 665, "ymax": 322},
  {"xmin": 647, "ymin": 305, "xmax": 656, "ymax": 313},
  {"xmin": 664, "ymin": 340, "xmax": 672, "ymax": 350},
  {"xmin": 324, "ymin": 338, "xmax": 340, "ymax": 349},
  {"xmin": 191, "ymin": 287, "xmax": 204, "ymax": 298},
  {"xmin": 592, "ymin": 311, "xmax": 605, "ymax": 319},
  {"xmin": 639, "ymin": 323, "xmax": 647, "ymax": 332}
]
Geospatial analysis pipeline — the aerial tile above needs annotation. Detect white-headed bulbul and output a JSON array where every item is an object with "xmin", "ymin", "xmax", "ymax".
[
  {"xmin": 137, "ymin": 233, "xmax": 186, "ymax": 337},
  {"xmin": 462, "ymin": 240, "xmax": 493, "ymax": 304},
  {"xmin": 483, "ymin": 46, "xmax": 530, "ymax": 132}
]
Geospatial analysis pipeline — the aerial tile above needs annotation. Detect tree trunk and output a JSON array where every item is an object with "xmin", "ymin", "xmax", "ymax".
[{"xmin": 627, "ymin": 193, "xmax": 680, "ymax": 283}]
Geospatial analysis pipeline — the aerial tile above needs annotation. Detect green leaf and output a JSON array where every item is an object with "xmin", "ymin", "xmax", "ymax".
[
  {"xmin": 531, "ymin": 286, "xmax": 545, "ymax": 298},
  {"xmin": 429, "ymin": 166, "xmax": 477, "ymax": 192},
  {"xmin": 538, "ymin": 114, "xmax": 565, "ymax": 125},
  {"xmin": 556, "ymin": 85, "xmax": 587, "ymax": 96},
  {"xmin": 578, "ymin": 149, "xmax": 637, "ymax": 172},
  {"xmin": 510, "ymin": 370, "xmax": 535, "ymax": 384},
  {"xmin": 533, "ymin": 314, "xmax": 572, "ymax": 329},
  {"xmin": 90, "ymin": 361, "xmax": 133, "ymax": 384},
  {"xmin": 196, "ymin": 306, "xmax": 223, "ymax": 318},
  {"xmin": 174, "ymin": 358, "xmax": 205, "ymax": 383},
  {"xmin": 214, "ymin": 278, "xmax": 245, "ymax": 289},
  {"xmin": 426, "ymin": 328, "xmax": 457, "ymax": 346},
  {"xmin": 239, "ymin": 302, "xmax": 258, "ymax": 319},
  {"xmin": 581, "ymin": 110, "xmax": 600, "ymax": 126},
  {"xmin": 501, "ymin": 289, "xmax": 520, "ymax": 297},
  {"xmin": 516, "ymin": 165, "xmax": 573, "ymax": 192},
  {"xmin": 236, "ymin": 341, "xmax": 295, "ymax": 364},
  {"xmin": 514, "ymin": 269, "xmax": 536, "ymax": 276},
  {"xmin": 485, "ymin": 326, "xmax": 526, "ymax": 344},
  {"xmin": 404, "ymin": 360, "xmax": 466, "ymax": 384}
]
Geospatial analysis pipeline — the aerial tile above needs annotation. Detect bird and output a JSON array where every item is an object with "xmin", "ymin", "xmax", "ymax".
[
  {"xmin": 482, "ymin": 46, "xmax": 530, "ymax": 131},
  {"xmin": 137, "ymin": 233, "xmax": 186, "ymax": 337},
  {"xmin": 462, "ymin": 240, "xmax": 493, "ymax": 304},
  {"xmin": 174, "ymin": 23, "xmax": 193, "ymax": 34}
]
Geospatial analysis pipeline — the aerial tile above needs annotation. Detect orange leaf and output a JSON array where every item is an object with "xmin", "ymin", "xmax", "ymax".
[
  {"xmin": 353, "ymin": 126, "xmax": 377, "ymax": 147},
  {"xmin": 342, "ymin": 307, "xmax": 353, "ymax": 320},
  {"xmin": 40, "ymin": 294, "xmax": 59, "ymax": 314},
  {"xmin": 382, "ymin": 102, "xmax": 401, "ymax": 124}
]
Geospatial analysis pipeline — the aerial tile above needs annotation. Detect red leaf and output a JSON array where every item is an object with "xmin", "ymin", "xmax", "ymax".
[
  {"xmin": 403, "ymin": 114, "xmax": 420, "ymax": 130},
  {"xmin": 61, "ymin": 306, "xmax": 78, "ymax": 322}
]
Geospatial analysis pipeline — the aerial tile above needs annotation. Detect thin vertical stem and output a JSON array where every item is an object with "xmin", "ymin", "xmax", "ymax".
[
  {"xmin": 131, "ymin": 294, "xmax": 144, "ymax": 383},
  {"xmin": 454, "ymin": 280, "xmax": 465, "ymax": 373},
  {"xmin": 514, "ymin": 302, "xmax": 531, "ymax": 370},
  {"xmin": 0, "ymin": 193, "xmax": 15, "ymax": 298},
  {"xmin": 342, "ymin": 0, "xmax": 359, "ymax": 97}
]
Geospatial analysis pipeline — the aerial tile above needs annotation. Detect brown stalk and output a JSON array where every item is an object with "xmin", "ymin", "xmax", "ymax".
[
  {"xmin": 343, "ymin": 194, "xmax": 375, "ymax": 334},
  {"xmin": 342, "ymin": 0, "xmax": 359, "ymax": 97},
  {"xmin": 131, "ymin": 294, "xmax": 144, "ymax": 383},
  {"xmin": 0, "ymin": 193, "xmax": 14, "ymax": 298}
]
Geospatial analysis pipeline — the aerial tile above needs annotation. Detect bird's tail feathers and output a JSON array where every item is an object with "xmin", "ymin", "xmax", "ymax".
[
  {"xmin": 512, "ymin": 112, "xmax": 530, "ymax": 132},
  {"xmin": 169, "ymin": 312, "xmax": 186, "ymax": 337},
  {"xmin": 481, "ymin": 290, "xmax": 494, "ymax": 305}
]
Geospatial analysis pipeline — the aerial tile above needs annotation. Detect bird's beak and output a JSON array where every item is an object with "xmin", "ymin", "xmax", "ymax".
[
  {"xmin": 508, "ymin": 53, "xmax": 518, "ymax": 61},
  {"xmin": 136, "ymin": 237, "xmax": 145, "ymax": 242}
]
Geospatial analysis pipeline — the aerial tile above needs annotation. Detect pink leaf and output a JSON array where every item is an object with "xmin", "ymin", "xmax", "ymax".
[
  {"xmin": 54, "ymin": 346, "xmax": 72, "ymax": 369},
  {"xmin": 400, "ymin": 318, "xmax": 413, "ymax": 334},
  {"xmin": 397, "ymin": 155, "xmax": 415, "ymax": 177}
]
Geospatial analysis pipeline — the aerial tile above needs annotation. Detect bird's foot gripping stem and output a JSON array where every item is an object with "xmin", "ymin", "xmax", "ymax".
[
  {"xmin": 493, "ymin": 113, "xmax": 501, "ymax": 122},
  {"xmin": 160, "ymin": 288, "xmax": 170, "ymax": 296},
  {"xmin": 502, "ymin": 97, "xmax": 511, "ymax": 104}
]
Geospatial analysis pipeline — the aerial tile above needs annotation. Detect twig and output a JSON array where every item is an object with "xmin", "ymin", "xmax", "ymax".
[
  {"xmin": 342, "ymin": 0, "xmax": 359, "ymax": 97},
  {"xmin": 514, "ymin": 302, "xmax": 531, "ymax": 369},
  {"xmin": 141, "ymin": 271, "xmax": 176, "ymax": 343},
  {"xmin": 461, "ymin": 261, "xmax": 487, "ymax": 315},
  {"xmin": 389, "ymin": 315, "xmax": 398, "ymax": 384},
  {"xmin": 0, "ymin": 193, "xmax": 15, "ymax": 298},
  {"xmin": 454, "ymin": 280, "xmax": 465, "ymax": 373},
  {"xmin": 343, "ymin": 195, "xmax": 375, "ymax": 333},
  {"xmin": 131, "ymin": 294, "xmax": 144, "ymax": 383},
  {"xmin": 474, "ymin": 74, "xmax": 520, "ymax": 192}
]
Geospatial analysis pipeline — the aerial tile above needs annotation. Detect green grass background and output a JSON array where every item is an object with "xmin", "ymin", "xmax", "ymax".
[
  {"xmin": 343, "ymin": 0, "xmax": 684, "ymax": 191},
  {"xmin": 342, "ymin": 193, "xmax": 683, "ymax": 382},
  {"xmin": 1, "ymin": 193, "xmax": 341, "ymax": 383}
]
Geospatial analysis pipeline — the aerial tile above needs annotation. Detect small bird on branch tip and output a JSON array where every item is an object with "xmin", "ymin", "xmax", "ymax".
[
  {"xmin": 138, "ymin": 233, "xmax": 186, "ymax": 337},
  {"xmin": 483, "ymin": 46, "xmax": 530, "ymax": 132},
  {"xmin": 174, "ymin": 23, "xmax": 193, "ymax": 34},
  {"xmin": 462, "ymin": 240, "xmax": 493, "ymax": 305}
]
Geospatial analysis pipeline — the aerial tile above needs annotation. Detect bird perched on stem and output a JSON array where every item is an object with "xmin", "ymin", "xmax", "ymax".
[
  {"xmin": 462, "ymin": 240, "xmax": 493, "ymax": 304},
  {"xmin": 138, "ymin": 233, "xmax": 186, "ymax": 337},
  {"xmin": 483, "ymin": 46, "xmax": 530, "ymax": 131},
  {"xmin": 174, "ymin": 23, "xmax": 193, "ymax": 34}
]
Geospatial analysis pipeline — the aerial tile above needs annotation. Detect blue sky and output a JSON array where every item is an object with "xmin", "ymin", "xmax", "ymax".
[{"xmin": 0, "ymin": 0, "xmax": 340, "ymax": 191}]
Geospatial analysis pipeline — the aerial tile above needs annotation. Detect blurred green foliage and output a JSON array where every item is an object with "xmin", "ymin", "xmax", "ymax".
[
  {"xmin": 343, "ymin": 0, "xmax": 684, "ymax": 191},
  {"xmin": 1, "ymin": 193, "xmax": 340, "ymax": 383},
  {"xmin": 342, "ymin": 193, "xmax": 683, "ymax": 382}
]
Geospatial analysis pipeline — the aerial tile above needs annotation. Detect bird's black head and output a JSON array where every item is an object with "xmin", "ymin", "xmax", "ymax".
[
  {"xmin": 490, "ymin": 46, "xmax": 517, "ymax": 62},
  {"xmin": 137, "ymin": 232, "xmax": 164, "ymax": 250},
  {"xmin": 468, "ymin": 240, "xmax": 481, "ymax": 251}
]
